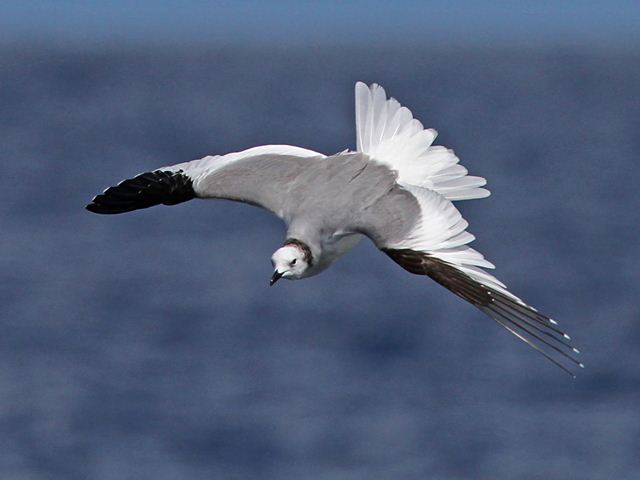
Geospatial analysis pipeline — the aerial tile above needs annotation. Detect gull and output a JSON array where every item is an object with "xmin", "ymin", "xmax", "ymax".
[{"xmin": 87, "ymin": 82, "xmax": 582, "ymax": 376}]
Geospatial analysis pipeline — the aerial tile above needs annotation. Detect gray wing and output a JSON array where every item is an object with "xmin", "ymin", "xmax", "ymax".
[
  {"xmin": 191, "ymin": 153, "xmax": 317, "ymax": 219},
  {"xmin": 85, "ymin": 148, "xmax": 398, "ymax": 225},
  {"xmin": 194, "ymin": 151, "xmax": 405, "ymax": 227},
  {"xmin": 86, "ymin": 146, "xmax": 323, "ymax": 217}
]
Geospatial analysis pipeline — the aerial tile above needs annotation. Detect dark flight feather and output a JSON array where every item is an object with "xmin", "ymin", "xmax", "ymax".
[
  {"xmin": 383, "ymin": 248, "xmax": 583, "ymax": 376},
  {"xmin": 86, "ymin": 170, "xmax": 195, "ymax": 215}
]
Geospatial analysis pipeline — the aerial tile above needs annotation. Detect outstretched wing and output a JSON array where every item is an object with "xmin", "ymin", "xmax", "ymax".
[
  {"xmin": 357, "ymin": 184, "xmax": 583, "ymax": 376},
  {"xmin": 86, "ymin": 145, "xmax": 324, "ymax": 217},
  {"xmin": 355, "ymin": 82, "xmax": 489, "ymax": 201}
]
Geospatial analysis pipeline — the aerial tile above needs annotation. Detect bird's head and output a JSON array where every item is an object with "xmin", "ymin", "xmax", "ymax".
[{"xmin": 270, "ymin": 241, "xmax": 312, "ymax": 285}]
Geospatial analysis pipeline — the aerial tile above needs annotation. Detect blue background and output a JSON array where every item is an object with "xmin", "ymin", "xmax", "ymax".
[{"xmin": 1, "ymin": 2, "xmax": 639, "ymax": 479}]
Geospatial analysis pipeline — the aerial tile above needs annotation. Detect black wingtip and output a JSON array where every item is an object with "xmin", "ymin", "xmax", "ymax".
[
  {"xmin": 85, "ymin": 198, "xmax": 110, "ymax": 214},
  {"xmin": 86, "ymin": 170, "xmax": 195, "ymax": 215}
]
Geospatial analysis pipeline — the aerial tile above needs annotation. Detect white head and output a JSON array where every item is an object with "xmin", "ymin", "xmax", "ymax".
[{"xmin": 270, "ymin": 242, "xmax": 312, "ymax": 285}]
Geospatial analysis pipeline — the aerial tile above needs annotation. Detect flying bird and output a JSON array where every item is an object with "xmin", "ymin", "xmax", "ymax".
[{"xmin": 87, "ymin": 82, "xmax": 582, "ymax": 376}]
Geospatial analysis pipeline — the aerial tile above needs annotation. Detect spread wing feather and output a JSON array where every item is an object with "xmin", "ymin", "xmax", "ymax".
[{"xmin": 355, "ymin": 82, "xmax": 489, "ymax": 201}]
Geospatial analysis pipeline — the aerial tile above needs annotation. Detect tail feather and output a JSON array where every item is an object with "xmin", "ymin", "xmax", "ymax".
[
  {"xmin": 86, "ymin": 170, "xmax": 195, "ymax": 215},
  {"xmin": 355, "ymin": 82, "xmax": 490, "ymax": 202}
]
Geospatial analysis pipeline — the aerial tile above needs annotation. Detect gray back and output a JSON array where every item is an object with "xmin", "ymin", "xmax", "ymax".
[{"xmin": 199, "ymin": 152, "xmax": 420, "ymax": 247}]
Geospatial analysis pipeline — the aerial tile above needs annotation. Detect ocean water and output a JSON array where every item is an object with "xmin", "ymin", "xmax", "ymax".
[{"xmin": 1, "ymin": 45, "xmax": 639, "ymax": 479}]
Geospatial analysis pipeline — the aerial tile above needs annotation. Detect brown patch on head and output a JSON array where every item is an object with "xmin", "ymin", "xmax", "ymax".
[{"xmin": 284, "ymin": 238, "xmax": 314, "ymax": 266}]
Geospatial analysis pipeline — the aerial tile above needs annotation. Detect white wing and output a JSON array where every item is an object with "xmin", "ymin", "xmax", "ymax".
[{"xmin": 355, "ymin": 82, "xmax": 489, "ymax": 201}]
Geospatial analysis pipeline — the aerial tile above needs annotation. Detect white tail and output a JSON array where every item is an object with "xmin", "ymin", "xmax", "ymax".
[{"xmin": 355, "ymin": 82, "xmax": 490, "ymax": 201}]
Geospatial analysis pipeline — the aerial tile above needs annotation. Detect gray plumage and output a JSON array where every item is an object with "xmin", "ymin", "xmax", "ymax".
[{"xmin": 193, "ymin": 152, "xmax": 418, "ymax": 254}]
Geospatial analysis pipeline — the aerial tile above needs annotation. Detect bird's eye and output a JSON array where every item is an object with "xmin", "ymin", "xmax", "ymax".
[{"xmin": 291, "ymin": 259, "xmax": 297, "ymax": 265}]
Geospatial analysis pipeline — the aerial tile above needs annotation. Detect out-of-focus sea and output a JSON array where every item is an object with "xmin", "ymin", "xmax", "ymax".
[{"xmin": 1, "ymin": 45, "xmax": 638, "ymax": 480}]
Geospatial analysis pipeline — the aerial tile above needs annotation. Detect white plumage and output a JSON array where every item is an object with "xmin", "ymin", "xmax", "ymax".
[{"xmin": 355, "ymin": 82, "xmax": 489, "ymax": 201}]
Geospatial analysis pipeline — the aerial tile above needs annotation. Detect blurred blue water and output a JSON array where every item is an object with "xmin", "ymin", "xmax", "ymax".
[{"xmin": 1, "ymin": 45, "xmax": 639, "ymax": 479}]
